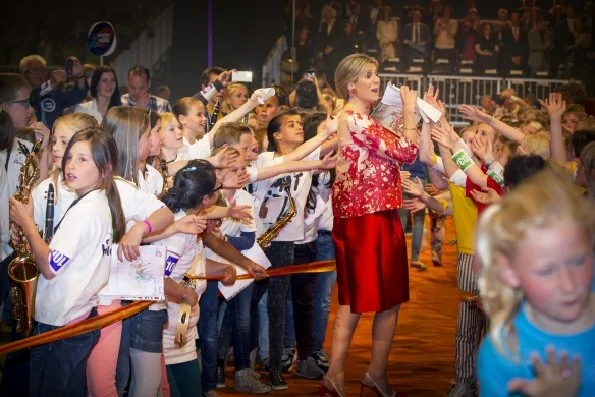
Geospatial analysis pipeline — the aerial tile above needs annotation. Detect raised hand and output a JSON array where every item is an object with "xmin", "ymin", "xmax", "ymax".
[
  {"xmin": 469, "ymin": 187, "xmax": 501, "ymax": 205},
  {"xmin": 227, "ymin": 199, "xmax": 253, "ymax": 223},
  {"xmin": 399, "ymin": 86, "xmax": 418, "ymax": 113},
  {"xmin": 431, "ymin": 123, "xmax": 457, "ymax": 151},
  {"xmin": 319, "ymin": 152, "xmax": 337, "ymax": 170},
  {"xmin": 470, "ymin": 136, "xmax": 493, "ymax": 163},
  {"xmin": 402, "ymin": 177, "xmax": 425, "ymax": 198},
  {"xmin": 402, "ymin": 198, "xmax": 427, "ymax": 213},
  {"xmin": 538, "ymin": 92, "xmax": 566, "ymax": 120},
  {"xmin": 175, "ymin": 215, "xmax": 209, "ymax": 235},
  {"xmin": 458, "ymin": 104, "xmax": 491, "ymax": 124}
]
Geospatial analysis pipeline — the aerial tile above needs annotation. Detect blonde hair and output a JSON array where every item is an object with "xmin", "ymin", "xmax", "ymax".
[
  {"xmin": 334, "ymin": 54, "xmax": 379, "ymax": 101},
  {"xmin": 581, "ymin": 141, "xmax": 595, "ymax": 198},
  {"xmin": 101, "ymin": 106, "xmax": 150, "ymax": 185},
  {"xmin": 159, "ymin": 112, "xmax": 178, "ymax": 129},
  {"xmin": 476, "ymin": 169, "xmax": 595, "ymax": 357},
  {"xmin": 521, "ymin": 132, "xmax": 550, "ymax": 159},
  {"xmin": 221, "ymin": 83, "xmax": 248, "ymax": 114},
  {"xmin": 18, "ymin": 55, "xmax": 47, "ymax": 72}
]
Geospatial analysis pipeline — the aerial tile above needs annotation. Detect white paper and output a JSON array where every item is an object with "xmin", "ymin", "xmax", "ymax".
[
  {"xmin": 254, "ymin": 88, "xmax": 276, "ymax": 104},
  {"xmin": 100, "ymin": 245, "xmax": 166, "ymax": 301},
  {"xmin": 378, "ymin": 82, "xmax": 441, "ymax": 125},
  {"xmin": 218, "ymin": 243, "xmax": 272, "ymax": 300}
]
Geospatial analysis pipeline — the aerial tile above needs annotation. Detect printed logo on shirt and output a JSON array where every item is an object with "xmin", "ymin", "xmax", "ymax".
[
  {"xmin": 102, "ymin": 239, "xmax": 112, "ymax": 257},
  {"xmin": 49, "ymin": 250, "xmax": 71, "ymax": 272},
  {"xmin": 164, "ymin": 253, "xmax": 180, "ymax": 277},
  {"xmin": 41, "ymin": 98, "xmax": 56, "ymax": 113}
]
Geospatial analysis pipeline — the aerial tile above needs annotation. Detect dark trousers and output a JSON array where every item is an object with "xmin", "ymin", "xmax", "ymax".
[
  {"xmin": 290, "ymin": 242, "xmax": 317, "ymax": 360},
  {"xmin": 199, "ymin": 280, "xmax": 221, "ymax": 392},
  {"xmin": 29, "ymin": 308, "xmax": 100, "ymax": 397}
]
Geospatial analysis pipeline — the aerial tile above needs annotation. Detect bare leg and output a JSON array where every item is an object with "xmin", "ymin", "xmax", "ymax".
[
  {"xmin": 367, "ymin": 304, "xmax": 400, "ymax": 392},
  {"xmin": 324, "ymin": 305, "xmax": 361, "ymax": 394}
]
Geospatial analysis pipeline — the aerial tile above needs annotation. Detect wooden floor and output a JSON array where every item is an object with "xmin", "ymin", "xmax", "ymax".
[{"xmin": 219, "ymin": 218, "xmax": 459, "ymax": 397}]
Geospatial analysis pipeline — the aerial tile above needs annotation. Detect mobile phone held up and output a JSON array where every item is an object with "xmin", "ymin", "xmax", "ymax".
[
  {"xmin": 304, "ymin": 70, "xmax": 315, "ymax": 80},
  {"xmin": 65, "ymin": 58, "xmax": 74, "ymax": 77},
  {"xmin": 232, "ymin": 71, "xmax": 253, "ymax": 82}
]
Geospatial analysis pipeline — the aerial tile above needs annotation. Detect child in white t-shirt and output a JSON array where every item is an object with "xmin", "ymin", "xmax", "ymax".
[{"xmin": 9, "ymin": 127, "xmax": 126, "ymax": 396}]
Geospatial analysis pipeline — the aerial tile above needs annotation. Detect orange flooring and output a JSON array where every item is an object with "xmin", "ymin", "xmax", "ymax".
[{"xmin": 219, "ymin": 217, "xmax": 459, "ymax": 396}]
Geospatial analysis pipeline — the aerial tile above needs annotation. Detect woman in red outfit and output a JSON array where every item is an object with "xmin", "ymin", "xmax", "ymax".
[{"xmin": 320, "ymin": 54, "xmax": 420, "ymax": 397}]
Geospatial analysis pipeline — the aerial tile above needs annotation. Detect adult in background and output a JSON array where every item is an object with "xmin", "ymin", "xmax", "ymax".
[
  {"xmin": 121, "ymin": 65, "xmax": 171, "ymax": 113},
  {"xmin": 19, "ymin": 55, "xmax": 87, "ymax": 128}
]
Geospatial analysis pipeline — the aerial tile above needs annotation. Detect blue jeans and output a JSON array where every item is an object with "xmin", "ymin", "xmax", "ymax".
[
  {"xmin": 199, "ymin": 280, "xmax": 221, "ymax": 392},
  {"xmin": 313, "ymin": 231, "xmax": 336, "ymax": 351},
  {"xmin": 217, "ymin": 283, "xmax": 254, "ymax": 370},
  {"xmin": 398, "ymin": 193, "xmax": 426, "ymax": 262},
  {"xmin": 30, "ymin": 308, "xmax": 100, "ymax": 397},
  {"xmin": 255, "ymin": 288, "xmax": 269, "ymax": 360},
  {"xmin": 129, "ymin": 308, "xmax": 168, "ymax": 352}
]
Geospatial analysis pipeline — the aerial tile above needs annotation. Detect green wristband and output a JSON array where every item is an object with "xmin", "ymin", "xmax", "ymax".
[
  {"xmin": 452, "ymin": 150, "xmax": 474, "ymax": 172},
  {"xmin": 489, "ymin": 171, "xmax": 505, "ymax": 187}
]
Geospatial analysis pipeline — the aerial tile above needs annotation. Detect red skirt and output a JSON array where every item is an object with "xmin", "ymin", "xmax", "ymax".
[{"xmin": 332, "ymin": 209, "xmax": 410, "ymax": 313}]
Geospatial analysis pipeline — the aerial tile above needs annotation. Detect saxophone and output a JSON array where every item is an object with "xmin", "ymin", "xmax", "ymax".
[
  {"xmin": 257, "ymin": 179, "xmax": 297, "ymax": 248},
  {"xmin": 8, "ymin": 140, "xmax": 42, "ymax": 336}
]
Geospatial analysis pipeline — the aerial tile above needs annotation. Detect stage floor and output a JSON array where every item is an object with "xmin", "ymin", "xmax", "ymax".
[{"xmin": 219, "ymin": 218, "xmax": 459, "ymax": 396}]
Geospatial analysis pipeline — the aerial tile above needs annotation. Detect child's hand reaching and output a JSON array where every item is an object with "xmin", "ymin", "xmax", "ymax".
[{"xmin": 507, "ymin": 346, "xmax": 581, "ymax": 397}]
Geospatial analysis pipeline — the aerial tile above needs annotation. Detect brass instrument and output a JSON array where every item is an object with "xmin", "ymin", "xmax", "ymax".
[
  {"xmin": 8, "ymin": 140, "xmax": 42, "ymax": 336},
  {"xmin": 257, "ymin": 179, "xmax": 297, "ymax": 248},
  {"xmin": 160, "ymin": 159, "xmax": 170, "ymax": 194},
  {"xmin": 174, "ymin": 276, "xmax": 195, "ymax": 349}
]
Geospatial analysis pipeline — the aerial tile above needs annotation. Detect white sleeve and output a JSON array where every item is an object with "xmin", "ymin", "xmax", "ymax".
[
  {"xmin": 48, "ymin": 203, "xmax": 100, "ymax": 275},
  {"xmin": 115, "ymin": 179, "xmax": 165, "ymax": 222},
  {"xmin": 246, "ymin": 166, "xmax": 258, "ymax": 183},
  {"xmin": 449, "ymin": 169, "xmax": 467, "ymax": 188},
  {"xmin": 304, "ymin": 146, "xmax": 322, "ymax": 162},
  {"xmin": 161, "ymin": 235, "xmax": 188, "ymax": 278},
  {"xmin": 432, "ymin": 154, "xmax": 446, "ymax": 175}
]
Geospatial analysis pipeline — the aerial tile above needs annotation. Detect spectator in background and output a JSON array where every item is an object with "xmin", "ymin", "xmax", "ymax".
[
  {"xmin": 155, "ymin": 86, "xmax": 171, "ymax": 102},
  {"xmin": 402, "ymin": 9, "xmax": 431, "ymax": 70},
  {"xmin": 83, "ymin": 63, "xmax": 96, "ymax": 100},
  {"xmin": 528, "ymin": 17, "xmax": 552, "ymax": 76},
  {"xmin": 568, "ymin": 15, "xmax": 592, "ymax": 79},
  {"xmin": 376, "ymin": 5, "xmax": 398, "ymax": 63},
  {"xmin": 433, "ymin": 5, "xmax": 458, "ymax": 66},
  {"xmin": 316, "ymin": 3, "xmax": 342, "ymax": 88},
  {"xmin": 121, "ymin": 65, "xmax": 171, "ymax": 113},
  {"xmin": 294, "ymin": 25, "xmax": 315, "ymax": 79},
  {"xmin": 74, "ymin": 65, "xmax": 121, "ymax": 124},
  {"xmin": 475, "ymin": 22, "xmax": 499, "ymax": 74},
  {"xmin": 502, "ymin": 12, "xmax": 529, "ymax": 75},
  {"xmin": 347, "ymin": 1, "xmax": 368, "ymax": 51},
  {"xmin": 553, "ymin": 4, "xmax": 577, "ymax": 75},
  {"xmin": 19, "ymin": 55, "xmax": 87, "ymax": 128},
  {"xmin": 457, "ymin": 8, "xmax": 480, "ymax": 64}
]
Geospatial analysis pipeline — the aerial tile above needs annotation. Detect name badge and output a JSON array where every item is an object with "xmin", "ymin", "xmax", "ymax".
[
  {"xmin": 164, "ymin": 254, "xmax": 180, "ymax": 277},
  {"xmin": 50, "ymin": 250, "xmax": 71, "ymax": 272}
]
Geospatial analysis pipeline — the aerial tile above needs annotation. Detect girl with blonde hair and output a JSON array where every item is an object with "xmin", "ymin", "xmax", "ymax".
[
  {"xmin": 476, "ymin": 169, "xmax": 595, "ymax": 396},
  {"xmin": 221, "ymin": 82, "xmax": 249, "ymax": 116}
]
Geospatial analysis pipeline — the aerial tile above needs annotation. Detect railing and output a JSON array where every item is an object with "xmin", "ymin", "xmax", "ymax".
[{"xmin": 379, "ymin": 73, "xmax": 571, "ymax": 126}]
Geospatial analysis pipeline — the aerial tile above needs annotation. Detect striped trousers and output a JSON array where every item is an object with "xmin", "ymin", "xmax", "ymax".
[{"xmin": 454, "ymin": 252, "xmax": 486, "ymax": 387}]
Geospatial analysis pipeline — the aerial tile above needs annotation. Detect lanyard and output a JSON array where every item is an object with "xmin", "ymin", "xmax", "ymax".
[{"xmin": 53, "ymin": 188, "xmax": 100, "ymax": 234}]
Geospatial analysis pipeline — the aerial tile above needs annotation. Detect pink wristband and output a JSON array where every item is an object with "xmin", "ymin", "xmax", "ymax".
[{"xmin": 143, "ymin": 220, "xmax": 153, "ymax": 234}]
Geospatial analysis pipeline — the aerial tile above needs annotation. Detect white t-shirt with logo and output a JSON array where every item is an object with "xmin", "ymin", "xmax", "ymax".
[
  {"xmin": 182, "ymin": 136, "xmax": 212, "ymax": 160},
  {"xmin": 153, "ymin": 210, "xmax": 207, "ymax": 365},
  {"xmin": 252, "ymin": 147, "xmax": 321, "ymax": 242},
  {"xmin": 138, "ymin": 164, "xmax": 164, "ymax": 196},
  {"xmin": 35, "ymin": 190, "xmax": 112, "ymax": 326}
]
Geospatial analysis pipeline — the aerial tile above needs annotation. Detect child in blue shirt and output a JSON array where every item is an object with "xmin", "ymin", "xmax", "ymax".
[{"xmin": 475, "ymin": 170, "xmax": 594, "ymax": 397}]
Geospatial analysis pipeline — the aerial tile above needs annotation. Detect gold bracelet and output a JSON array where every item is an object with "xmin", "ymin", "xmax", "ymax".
[{"xmin": 402, "ymin": 127, "xmax": 417, "ymax": 131}]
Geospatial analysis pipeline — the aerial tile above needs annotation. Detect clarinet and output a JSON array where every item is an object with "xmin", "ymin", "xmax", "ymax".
[
  {"xmin": 43, "ymin": 183, "xmax": 55, "ymax": 243},
  {"xmin": 207, "ymin": 100, "xmax": 220, "ymax": 132}
]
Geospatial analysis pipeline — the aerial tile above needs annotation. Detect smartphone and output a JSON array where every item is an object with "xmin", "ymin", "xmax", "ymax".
[
  {"xmin": 65, "ymin": 58, "xmax": 74, "ymax": 77},
  {"xmin": 304, "ymin": 70, "xmax": 316, "ymax": 79},
  {"xmin": 232, "ymin": 71, "xmax": 253, "ymax": 82}
]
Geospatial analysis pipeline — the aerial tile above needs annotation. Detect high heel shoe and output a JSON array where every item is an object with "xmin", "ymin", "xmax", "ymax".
[
  {"xmin": 359, "ymin": 372, "xmax": 396, "ymax": 397},
  {"xmin": 318, "ymin": 377, "xmax": 344, "ymax": 397}
]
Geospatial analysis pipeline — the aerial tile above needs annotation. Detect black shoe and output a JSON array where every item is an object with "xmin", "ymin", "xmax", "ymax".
[
  {"xmin": 269, "ymin": 371, "xmax": 288, "ymax": 390},
  {"xmin": 216, "ymin": 365, "xmax": 226, "ymax": 388},
  {"xmin": 280, "ymin": 347, "xmax": 295, "ymax": 373}
]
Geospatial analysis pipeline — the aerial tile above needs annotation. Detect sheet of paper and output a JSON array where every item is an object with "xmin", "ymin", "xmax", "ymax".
[
  {"xmin": 218, "ymin": 243, "xmax": 272, "ymax": 301},
  {"xmin": 100, "ymin": 245, "xmax": 166, "ymax": 301}
]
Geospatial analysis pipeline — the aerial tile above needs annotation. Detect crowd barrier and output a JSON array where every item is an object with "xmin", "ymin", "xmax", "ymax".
[{"xmin": 379, "ymin": 73, "xmax": 571, "ymax": 126}]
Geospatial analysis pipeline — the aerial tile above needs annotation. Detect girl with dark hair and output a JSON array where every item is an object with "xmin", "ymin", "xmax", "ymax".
[
  {"xmin": 75, "ymin": 65, "xmax": 122, "ymax": 123},
  {"xmin": 150, "ymin": 160, "xmax": 236, "ymax": 397},
  {"xmin": 9, "ymin": 127, "xmax": 125, "ymax": 396}
]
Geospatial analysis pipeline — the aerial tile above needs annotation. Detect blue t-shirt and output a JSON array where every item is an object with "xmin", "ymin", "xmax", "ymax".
[{"xmin": 477, "ymin": 297, "xmax": 595, "ymax": 397}]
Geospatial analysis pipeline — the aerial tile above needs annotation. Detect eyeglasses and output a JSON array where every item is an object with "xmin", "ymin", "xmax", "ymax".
[{"xmin": 11, "ymin": 98, "xmax": 30, "ymax": 108}]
